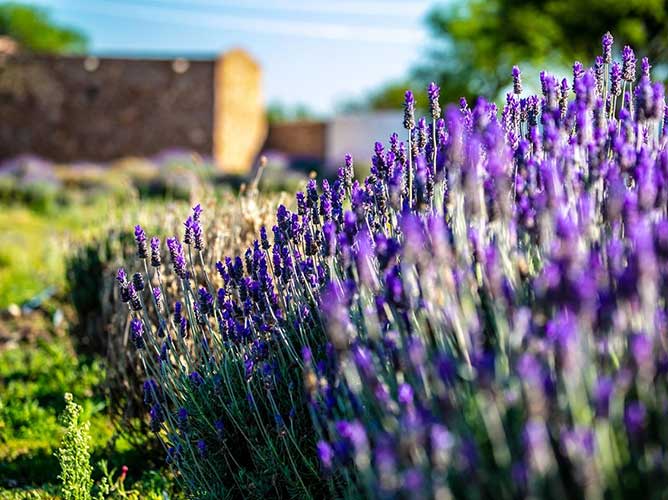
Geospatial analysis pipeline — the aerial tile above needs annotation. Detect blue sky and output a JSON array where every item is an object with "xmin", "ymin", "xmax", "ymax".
[{"xmin": 21, "ymin": 0, "xmax": 441, "ymax": 114}]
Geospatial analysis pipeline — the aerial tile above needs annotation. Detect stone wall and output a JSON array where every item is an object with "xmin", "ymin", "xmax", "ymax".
[
  {"xmin": 264, "ymin": 120, "xmax": 326, "ymax": 161},
  {"xmin": 0, "ymin": 51, "xmax": 266, "ymax": 173}
]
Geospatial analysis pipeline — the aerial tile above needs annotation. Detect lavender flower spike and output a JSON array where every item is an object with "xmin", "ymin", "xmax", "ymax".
[
  {"xmin": 134, "ymin": 225, "xmax": 148, "ymax": 259},
  {"xmin": 130, "ymin": 318, "xmax": 145, "ymax": 349},
  {"xmin": 150, "ymin": 236, "xmax": 161, "ymax": 267},
  {"xmin": 622, "ymin": 45, "xmax": 636, "ymax": 82},
  {"xmin": 428, "ymin": 82, "xmax": 441, "ymax": 119},
  {"xmin": 166, "ymin": 237, "xmax": 187, "ymax": 279},
  {"xmin": 602, "ymin": 31, "xmax": 613, "ymax": 63},
  {"xmin": 403, "ymin": 90, "xmax": 415, "ymax": 130},
  {"xmin": 512, "ymin": 66, "xmax": 522, "ymax": 95}
]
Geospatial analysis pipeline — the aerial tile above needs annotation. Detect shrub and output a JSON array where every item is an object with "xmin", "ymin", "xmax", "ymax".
[
  {"xmin": 66, "ymin": 191, "xmax": 289, "ymax": 447},
  {"xmin": 116, "ymin": 33, "xmax": 668, "ymax": 498},
  {"xmin": 56, "ymin": 393, "xmax": 93, "ymax": 500}
]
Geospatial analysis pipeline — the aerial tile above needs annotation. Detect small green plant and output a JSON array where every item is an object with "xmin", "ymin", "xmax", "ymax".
[{"xmin": 56, "ymin": 393, "xmax": 93, "ymax": 500}]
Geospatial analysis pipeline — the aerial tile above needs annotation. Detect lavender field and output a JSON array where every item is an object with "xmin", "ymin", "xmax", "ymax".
[
  {"xmin": 3, "ymin": 5, "xmax": 668, "ymax": 498},
  {"xmin": 110, "ymin": 33, "xmax": 668, "ymax": 498}
]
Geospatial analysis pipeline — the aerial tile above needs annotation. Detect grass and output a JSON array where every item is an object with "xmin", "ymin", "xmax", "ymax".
[
  {"xmin": 0, "ymin": 194, "xmax": 194, "ymax": 497},
  {"xmin": 0, "ymin": 316, "xmax": 183, "ymax": 498},
  {"xmin": 0, "ymin": 200, "xmax": 117, "ymax": 308}
]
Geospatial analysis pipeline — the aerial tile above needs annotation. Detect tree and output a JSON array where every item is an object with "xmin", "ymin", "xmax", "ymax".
[
  {"xmin": 353, "ymin": 0, "xmax": 668, "ymax": 110},
  {"xmin": 0, "ymin": 3, "xmax": 87, "ymax": 54},
  {"xmin": 420, "ymin": 0, "xmax": 668, "ymax": 101}
]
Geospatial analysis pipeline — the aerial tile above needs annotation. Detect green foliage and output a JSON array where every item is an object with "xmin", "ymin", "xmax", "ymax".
[
  {"xmin": 56, "ymin": 394, "xmax": 93, "ymax": 500},
  {"xmin": 0, "ymin": 3, "xmax": 86, "ymax": 54},
  {"xmin": 266, "ymin": 101, "xmax": 318, "ymax": 123},
  {"xmin": 0, "ymin": 337, "xmax": 109, "ymax": 485},
  {"xmin": 0, "ymin": 201, "xmax": 117, "ymax": 308},
  {"xmin": 421, "ymin": 0, "xmax": 668, "ymax": 100},
  {"xmin": 339, "ymin": 79, "xmax": 429, "ymax": 113}
]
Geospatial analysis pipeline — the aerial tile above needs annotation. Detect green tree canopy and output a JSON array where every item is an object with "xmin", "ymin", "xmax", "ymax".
[
  {"xmin": 353, "ymin": 0, "xmax": 668, "ymax": 110},
  {"xmin": 420, "ymin": 0, "xmax": 668, "ymax": 101},
  {"xmin": 0, "ymin": 3, "xmax": 87, "ymax": 54}
]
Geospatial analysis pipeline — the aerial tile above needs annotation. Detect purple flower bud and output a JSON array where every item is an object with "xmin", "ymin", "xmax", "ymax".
[
  {"xmin": 624, "ymin": 401, "xmax": 646, "ymax": 436},
  {"xmin": 132, "ymin": 272, "xmax": 145, "ymax": 292},
  {"xmin": 398, "ymin": 383, "xmax": 414, "ymax": 406},
  {"xmin": 134, "ymin": 225, "xmax": 148, "ymax": 259},
  {"xmin": 214, "ymin": 419, "xmax": 224, "ymax": 439},
  {"xmin": 116, "ymin": 268, "xmax": 128, "ymax": 285},
  {"xmin": 192, "ymin": 203, "xmax": 202, "ymax": 222},
  {"xmin": 149, "ymin": 403, "xmax": 164, "ymax": 432},
  {"xmin": 183, "ymin": 216, "xmax": 193, "ymax": 245},
  {"xmin": 512, "ymin": 66, "xmax": 522, "ymax": 95},
  {"xmin": 641, "ymin": 57, "xmax": 651, "ymax": 78},
  {"xmin": 143, "ymin": 379, "xmax": 159, "ymax": 405},
  {"xmin": 130, "ymin": 318, "xmax": 144, "ymax": 349},
  {"xmin": 602, "ymin": 31, "xmax": 613, "ymax": 63},
  {"xmin": 177, "ymin": 407, "xmax": 189, "ymax": 433},
  {"xmin": 594, "ymin": 56, "xmax": 604, "ymax": 95},
  {"xmin": 128, "ymin": 283, "xmax": 142, "ymax": 311},
  {"xmin": 610, "ymin": 62, "xmax": 622, "ymax": 96},
  {"xmin": 192, "ymin": 220, "xmax": 204, "ymax": 251},
  {"xmin": 197, "ymin": 439, "xmax": 207, "ymax": 458},
  {"xmin": 594, "ymin": 376, "xmax": 613, "ymax": 418},
  {"xmin": 403, "ymin": 90, "xmax": 415, "ymax": 130},
  {"xmin": 572, "ymin": 61, "xmax": 585, "ymax": 89},
  {"xmin": 189, "ymin": 371, "xmax": 204, "ymax": 387},
  {"xmin": 317, "ymin": 440, "xmax": 334, "ymax": 470},
  {"xmin": 166, "ymin": 237, "xmax": 187, "ymax": 279},
  {"xmin": 149, "ymin": 237, "xmax": 161, "ymax": 267},
  {"xmin": 428, "ymin": 81, "xmax": 441, "ymax": 118},
  {"xmin": 622, "ymin": 45, "xmax": 636, "ymax": 82}
]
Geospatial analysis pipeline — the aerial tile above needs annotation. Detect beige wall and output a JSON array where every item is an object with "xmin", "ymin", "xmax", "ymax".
[{"xmin": 213, "ymin": 49, "xmax": 267, "ymax": 174}]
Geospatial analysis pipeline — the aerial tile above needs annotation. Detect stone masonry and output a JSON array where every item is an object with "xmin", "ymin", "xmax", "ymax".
[{"xmin": 0, "ymin": 49, "xmax": 266, "ymax": 174}]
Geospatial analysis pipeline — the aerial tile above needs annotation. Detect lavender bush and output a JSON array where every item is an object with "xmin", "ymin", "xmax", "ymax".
[{"xmin": 118, "ymin": 33, "xmax": 668, "ymax": 498}]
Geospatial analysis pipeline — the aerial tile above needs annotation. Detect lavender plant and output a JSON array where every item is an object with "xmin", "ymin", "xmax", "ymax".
[{"xmin": 118, "ymin": 32, "xmax": 668, "ymax": 498}]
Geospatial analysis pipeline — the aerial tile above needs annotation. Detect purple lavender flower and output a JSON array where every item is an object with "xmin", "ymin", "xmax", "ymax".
[
  {"xmin": 177, "ymin": 407, "xmax": 189, "ymax": 433},
  {"xmin": 134, "ymin": 225, "xmax": 148, "ymax": 259},
  {"xmin": 197, "ymin": 439, "xmax": 207, "ymax": 458},
  {"xmin": 132, "ymin": 272, "xmax": 145, "ymax": 292},
  {"xmin": 594, "ymin": 56, "xmax": 604, "ymax": 95},
  {"xmin": 192, "ymin": 203, "xmax": 202, "ymax": 222},
  {"xmin": 116, "ymin": 267, "xmax": 127, "ymax": 285},
  {"xmin": 512, "ymin": 66, "xmax": 522, "ymax": 95},
  {"xmin": 127, "ymin": 282, "xmax": 142, "ymax": 311},
  {"xmin": 428, "ymin": 81, "xmax": 441, "ymax": 119},
  {"xmin": 192, "ymin": 220, "xmax": 204, "ymax": 251},
  {"xmin": 622, "ymin": 45, "xmax": 636, "ymax": 82},
  {"xmin": 641, "ymin": 56, "xmax": 651, "ymax": 78},
  {"xmin": 183, "ymin": 217, "xmax": 194, "ymax": 246},
  {"xmin": 130, "ymin": 318, "xmax": 145, "ymax": 349},
  {"xmin": 624, "ymin": 401, "xmax": 646, "ymax": 436},
  {"xmin": 214, "ymin": 419, "xmax": 224, "ymax": 439},
  {"xmin": 166, "ymin": 237, "xmax": 187, "ymax": 279},
  {"xmin": 189, "ymin": 371, "xmax": 204, "ymax": 387},
  {"xmin": 610, "ymin": 61, "xmax": 622, "ymax": 96},
  {"xmin": 149, "ymin": 403, "xmax": 164, "ymax": 432},
  {"xmin": 602, "ymin": 31, "xmax": 613, "ymax": 63},
  {"xmin": 573, "ymin": 61, "xmax": 585, "ymax": 89},
  {"xmin": 143, "ymin": 378, "xmax": 159, "ymax": 405},
  {"xmin": 403, "ymin": 90, "xmax": 415, "ymax": 130},
  {"xmin": 317, "ymin": 440, "xmax": 334, "ymax": 470},
  {"xmin": 150, "ymin": 236, "xmax": 161, "ymax": 267}
]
